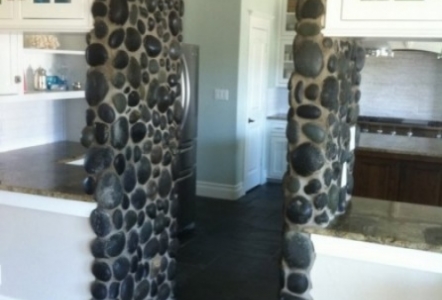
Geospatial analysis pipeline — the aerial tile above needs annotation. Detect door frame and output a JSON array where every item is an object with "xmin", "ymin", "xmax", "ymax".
[{"xmin": 242, "ymin": 10, "xmax": 273, "ymax": 194}]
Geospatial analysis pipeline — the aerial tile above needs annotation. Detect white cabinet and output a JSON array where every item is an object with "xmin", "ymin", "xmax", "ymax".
[
  {"xmin": 0, "ymin": 0, "xmax": 14, "ymax": 19},
  {"xmin": 267, "ymin": 120, "xmax": 288, "ymax": 181},
  {"xmin": 276, "ymin": 38, "xmax": 295, "ymax": 88},
  {"xmin": 325, "ymin": 0, "xmax": 442, "ymax": 38},
  {"xmin": 21, "ymin": 0, "xmax": 87, "ymax": 20},
  {"xmin": 0, "ymin": 0, "xmax": 91, "ymax": 32},
  {"xmin": 0, "ymin": 34, "xmax": 21, "ymax": 95},
  {"xmin": 280, "ymin": 0, "xmax": 298, "ymax": 36},
  {"xmin": 276, "ymin": 0, "xmax": 297, "ymax": 88},
  {"xmin": 341, "ymin": 0, "xmax": 442, "ymax": 21}
]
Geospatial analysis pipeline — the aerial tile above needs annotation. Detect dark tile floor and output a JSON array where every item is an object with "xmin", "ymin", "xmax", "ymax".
[{"xmin": 176, "ymin": 183, "xmax": 284, "ymax": 300}]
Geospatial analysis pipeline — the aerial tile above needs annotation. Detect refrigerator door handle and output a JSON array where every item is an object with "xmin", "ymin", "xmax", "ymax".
[{"xmin": 176, "ymin": 172, "xmax": 194, "ymax": 183}]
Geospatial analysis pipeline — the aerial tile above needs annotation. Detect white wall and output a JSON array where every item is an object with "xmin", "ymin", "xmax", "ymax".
[
  {"xmin": 361, "ymin": 51, "xmax": 442, "ymax": 121},
  {"xmin": 183, "ymin": 0, "xmax": 242, "ymax": 186},
  {"xmin": 0, "ymin": 193, "xmax": 95, "ymax": 300}
]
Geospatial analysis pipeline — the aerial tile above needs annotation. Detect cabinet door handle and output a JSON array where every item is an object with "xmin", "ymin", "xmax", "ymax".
[
  {"xmin": 14, "ymin": 76, "xmax": 22, "ymax": 84},
  {"xmin": 248, "ymin": 118, "xmax": 255, "ymax": 124}
]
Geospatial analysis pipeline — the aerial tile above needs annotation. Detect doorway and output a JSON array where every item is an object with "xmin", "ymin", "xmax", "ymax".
[{"xmin": 243, "ymin": 14, "xmax": 271, "ymax": 192}]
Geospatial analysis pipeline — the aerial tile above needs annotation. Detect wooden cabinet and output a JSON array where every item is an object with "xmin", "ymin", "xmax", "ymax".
[
  {"xmin": 325, "ymin": 0, "xmax": 442, "ymax": 38},
  {"xmin": 0, "ymin": 0, "xmax": 91, "ymax": 32},
  {"xmin": 354, "ymin": 150, "xmax": 442, "ymax": 207},
  {"xmin": 354, "ymin": 157, "xmax": 399, "ymax": 201},
  {"xmin": 267, "ymin": 120, "xmax": 288, "ymax": 181},
  {"xmin": 280, "ymin": 0, "xmax": 298, "ymax": 36},
  {"xmin": 0, "ymin": 34, "xmax": 21, "ymax": 96},
  {"xmin": 0, "ymin": 0, "xmax": 14, "ymax": 19},
  {"xmin": 341, "ymin": 0, "xmax": 442, "ymax": 21},
  {"xmin": 21, "ymin": 0, "xmax": 87, "ymax": 20},
  {"xmin": 276, "ymin": 38, "xmax": 294, "ymax": 87},
  {"xmin": 276, "ymin": 0, "xmax": 297, "ymax": 87},
  {"xmin": 398, "ymin": 162, "xmax": 442, "ymax": 207}
]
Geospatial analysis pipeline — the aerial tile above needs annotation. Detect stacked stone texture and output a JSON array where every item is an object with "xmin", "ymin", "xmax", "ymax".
[
  {"xmin": 82, "ymin": 0, "xmax": 184, "ymax": 299},
  {"xmin": 281, "ymin": 0, "xmax": 365, "ymax": 299}
]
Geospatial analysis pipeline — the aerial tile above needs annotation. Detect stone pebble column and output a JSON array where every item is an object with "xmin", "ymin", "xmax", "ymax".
[
  {"xmin": 281, "ymin": 0, "xmax": 347, "ymax": 299},
  {"xmin": 81, "ymin": 0, "xmax": 184, "ymax": 299},
  {"xmin": 340, "ymin": 40, "xmax": 365, "ymax": 204}
]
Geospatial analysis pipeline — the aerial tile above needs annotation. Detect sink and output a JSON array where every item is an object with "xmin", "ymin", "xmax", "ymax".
[{"xmin": 65, "ymin": 158, "xmax": 84, "ymax": 166}]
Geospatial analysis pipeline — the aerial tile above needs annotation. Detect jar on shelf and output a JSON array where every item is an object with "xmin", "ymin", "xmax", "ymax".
[{"xmin": 34, "ymin": 67, "xmax": 47, "ymax": 91}]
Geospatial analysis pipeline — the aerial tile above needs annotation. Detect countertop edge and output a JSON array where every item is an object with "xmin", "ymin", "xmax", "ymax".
[
  {"xmin": 0, "ymin": 184, "xmax": 94, "ymax": 203},
  {"xmin": 0, "ymin": 189, "xmax": 95, "ymax": 217},
  {"xmin": 302, "ymin": 226, "xmax": 442, "ymax": 255}
]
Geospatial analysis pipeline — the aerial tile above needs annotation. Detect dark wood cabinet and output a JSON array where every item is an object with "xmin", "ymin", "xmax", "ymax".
[
  {"xmin": 354, "ymin": 157, "xmax": 399, "ymax": 200},
  {"xmin": 354, "ymin": 150, "xmax": 442, "ymax": 207},
  {"xmin": 397, "ymin": 162, "xmax": 442, "ymax": 206}
]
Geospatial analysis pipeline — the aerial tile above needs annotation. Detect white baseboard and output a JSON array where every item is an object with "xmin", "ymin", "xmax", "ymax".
[{"xmin": 196, "ymin": 181, "xmax": 244, "ymax": 200}]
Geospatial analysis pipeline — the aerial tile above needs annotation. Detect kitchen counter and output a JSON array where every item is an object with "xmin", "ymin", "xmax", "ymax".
[
  {"xmin": 0, "ymin": 142, "xmax": 91, "ymax": 202},
  {"xmin": 358, "ymin": 133, "xmax": 442, "ymax": 161},
  {"xmin": 303, "ymin": 197, "xmax": 442, "ymax": 254}
]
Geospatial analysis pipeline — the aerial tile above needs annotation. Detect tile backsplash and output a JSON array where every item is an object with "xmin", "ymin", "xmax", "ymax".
[
  {"xmin": 361, "ymin": 51, "xmax": 442, "ymax": 121},
  {"xmin": 0, "ymin": 100, "xmax": 66, "ymax": 152}
]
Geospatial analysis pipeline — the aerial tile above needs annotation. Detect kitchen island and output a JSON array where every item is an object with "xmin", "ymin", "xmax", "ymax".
[
  {"xmin": 0, "ymin": 141, "xmax": 442, "ymax": 300},
  {"xmin": 0, "ymin": 142, "xmax": 94, "ymax": 300}
]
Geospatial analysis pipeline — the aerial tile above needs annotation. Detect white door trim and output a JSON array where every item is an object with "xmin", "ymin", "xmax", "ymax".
[{"xmin": 242, "ymin": 13, "xmax": 272, "ymax": 195}]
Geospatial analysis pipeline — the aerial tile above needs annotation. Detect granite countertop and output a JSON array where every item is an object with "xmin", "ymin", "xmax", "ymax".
[
  {"xmin": 358, "ymin": 133, "xmax": 442, "ymax": 160},
  {"xmin": 303, "ymin": 197, "xmax": 442, "ymax": 254},
  {"xmin": 0, "ymin": 141, "xmax": 92, "ymax": 202}
]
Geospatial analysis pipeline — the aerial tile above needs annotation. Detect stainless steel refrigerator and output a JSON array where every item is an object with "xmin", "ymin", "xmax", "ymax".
[{"xmin": 174, "ymin": 43, "xmax": 199, "ymax": 232}]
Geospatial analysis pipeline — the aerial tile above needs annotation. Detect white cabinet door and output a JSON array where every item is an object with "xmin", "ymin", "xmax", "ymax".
[
  {"xmin": 277, "ymin": 38, "xmax": 295, "ymax": 88},
  {"xmin": 325, "ymin": 0, "xmax": 442, "ymax": 37},
  {"xmin": 342, "ymin": 0, "xmax": 442, "ymax": 21},
  {"xmin": 0, "ymin": 34, "xmax": 21, "ymax": 95},
  {"xmin": 268, "ymin": 134, "xmax": 287, "ymax": 181},
  {"xmin": 20, "ymin": 0, "xmax": 86, "ymax": 20},
  {"xmin": 0, "ymin": 0, "xmax": 14, "ymax": 19},
  {"xmin": 268, "ymin": 124, "xmax": 288, "ymax": 181},
  {"xmin": 280, "ymin": 0, "xmax": 298, "ymax": 36}
]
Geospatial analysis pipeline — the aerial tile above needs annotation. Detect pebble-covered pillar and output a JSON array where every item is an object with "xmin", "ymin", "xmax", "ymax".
[
  {"xmin": 341, "ymin": 40, "xmax": 365, "ymax": 204},
  {"xmin": 281, "ymin": 1, "xmax": 365, "ymax": 299},
  {"xmin": 82, "ymin": 0, "xmax": 184, "ymax": 299}
]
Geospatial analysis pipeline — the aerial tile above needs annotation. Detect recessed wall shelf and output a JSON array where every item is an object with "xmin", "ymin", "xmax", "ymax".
[
  {"xmin": 0, "ymin": 90, "xmax": 85, "ymax": 103},
  {"xmin": 23, "ymin": 49, "xmax": 85, "ymax": 56}
]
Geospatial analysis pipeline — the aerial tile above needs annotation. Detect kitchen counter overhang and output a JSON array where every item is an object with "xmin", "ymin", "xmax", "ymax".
[{"xmin": 0, "ymin": 141, "xmax": 91, "ymax": 202}]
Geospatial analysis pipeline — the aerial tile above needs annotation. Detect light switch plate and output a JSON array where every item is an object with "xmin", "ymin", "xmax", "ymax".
[{"xmin": 214, "ymin": 89, "xmax": 229, "ymax": 101}]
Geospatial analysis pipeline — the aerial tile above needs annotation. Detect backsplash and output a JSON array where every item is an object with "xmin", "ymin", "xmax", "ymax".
[
  {"xmin": 0, "ymin": 101, "xmax": 66, "ymax": 152},
  {"xmin": 361, "ymin": 51, "xmax": 442, "ymax": 121}
]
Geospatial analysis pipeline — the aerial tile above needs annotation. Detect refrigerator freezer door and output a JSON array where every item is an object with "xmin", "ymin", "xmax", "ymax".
[{"xmin": 180, "ymin": 44, "xmax": 199, "ymax": 143}]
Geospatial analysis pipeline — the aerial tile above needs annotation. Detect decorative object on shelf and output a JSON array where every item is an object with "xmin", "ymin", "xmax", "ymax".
[
  {"xmin": 280, "ymin": 0, "xmax": 365, "ymax": 299},
  {"xmin": 46, "ymin": 75, "xmax": 68, "ymax": 91},
  {"xmin": 24, "ymin": 34, "xmax": 60, "ymax": 50},
  {"xmin": 83, "ymin": 1, "xmax": 183, "ymax": 300},
  {"xmin": 72, "ymin": 81, "xmax": 82, "ymax": 91},
  {"xmin": 33, "ymin": 67, "xmax": 47, "ymax": 91}
]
